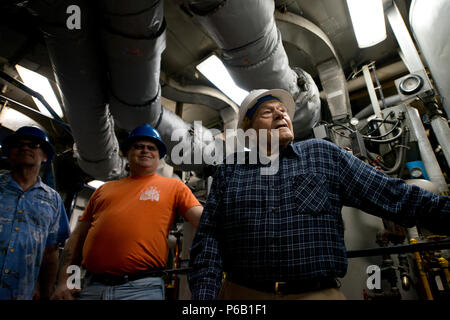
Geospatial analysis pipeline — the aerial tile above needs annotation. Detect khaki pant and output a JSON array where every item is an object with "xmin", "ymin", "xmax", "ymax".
[{"xmin": 218, "ymin": 279, "xmax": 347, "ymax": 300}]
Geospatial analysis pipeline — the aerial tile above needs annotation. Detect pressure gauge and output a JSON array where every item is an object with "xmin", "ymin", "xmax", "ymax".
[
  {"xmin": 410, "ymin": 167, "xmax": 423, "ymax": 178},
  {"xmin": 398, "ymin": 74, "xmax": 423, "ymax": 95}
]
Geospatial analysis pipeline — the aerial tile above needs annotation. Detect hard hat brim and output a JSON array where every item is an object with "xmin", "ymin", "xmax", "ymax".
[
  {"xmin": 237, "ymin": 89, "xmax": 295, "ymax": 130},
  {"xmin": 121, "ymin": 136, "xmax": 167, "ymax": 159},
  {"xmin": 1, "ymin": 133, "xmax": 55, "ymax": 162}
]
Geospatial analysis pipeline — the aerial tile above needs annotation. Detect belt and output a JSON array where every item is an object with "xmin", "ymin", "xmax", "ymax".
[
  {"xmin": 227, "ymin": 275, "xmax": 338, "ymax": 295},
  {"xmin": 89, "ymin": 269, "xmax": 167, "ymax": 286}
]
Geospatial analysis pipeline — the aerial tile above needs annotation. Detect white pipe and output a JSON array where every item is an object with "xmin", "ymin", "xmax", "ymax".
[
  {"xmin": 430, "ymin": 116, "xmax": 450, "ymax": 168},
  {"xmin": 407, "ymin": 107, "xmax": 448, "ymax": 193}
]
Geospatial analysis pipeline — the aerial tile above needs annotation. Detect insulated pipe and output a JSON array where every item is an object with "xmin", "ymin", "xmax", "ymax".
[
  {"xmin": 347, "ymin": 61, "xmax": 408, "ymax": 93},
  {"xmin": 188, "ymin": 0, "xmax": 321, "ymax": 139},
  {"xmin": 28, "ymin": 0, "xmax": 223, "ymax": 178},
  {"xmin": 275, "ymin": 11, "xmax": 352, "ymax": 121},
  {"xmin": 406, "ymin": 106, "xmax": 448, "ymax": 193},
  {"xmin": 354, "ymin": 95, "xmax": 402, "ymax": 120},
  {"xmin": 160, "ymin": 72, "xmax": 238, "ymax": 114},
  {"xmin": 156, "ymin": 106, "xmax": 225, "ymax": 172},
  {"xmin": 99, "ymin": 1, "xmax": 222, "ymax": 174},
  {"xmin": 192, "ymin": 0, "xmax": 297, "ymax": 92},
  {"xmin": 99, "ymin": 0, "xmax": 166, "ymax": 131},
  {"xmin": 27, "ymin": 0, "xmax": 126, "ymax": 180}
]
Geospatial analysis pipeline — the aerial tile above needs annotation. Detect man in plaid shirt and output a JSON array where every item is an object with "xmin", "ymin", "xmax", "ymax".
[{"xmin": 188, "ymin": 89, "xmax": 450, "ymax": 300}]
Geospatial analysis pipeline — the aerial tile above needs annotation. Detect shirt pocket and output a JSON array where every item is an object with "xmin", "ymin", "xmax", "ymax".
[
  {"xmin": 29, "ymin": 196, "xmax": 55, "ymax": 232},
  {"xmin": 292, "ymin": 173, "xmax": 331, "ymax": 216}
]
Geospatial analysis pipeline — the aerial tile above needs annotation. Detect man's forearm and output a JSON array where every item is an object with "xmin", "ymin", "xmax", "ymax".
[{"xmin": 56, "ymin": 240, "xmax": 83, "ymax": 284}]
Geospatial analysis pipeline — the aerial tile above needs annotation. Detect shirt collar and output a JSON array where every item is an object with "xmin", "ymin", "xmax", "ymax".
[
  {"xmin": 2, "ymin": 172, "xmax": 51, "ymax": 193},
  {"xmin": 34, "ymin": 175, "xmax": 52, "ymax": 193},
  {"xmin": 281, "ymin": 142, "xmax": 300, "ymax": 158}
]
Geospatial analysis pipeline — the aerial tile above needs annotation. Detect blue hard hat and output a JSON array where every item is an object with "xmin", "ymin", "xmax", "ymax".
[
  {"xmin": 121, "ymin": 123, "xmax": 167, "ymax": 159},
  {"xmin": 1, "ymin": 126, "xmax": 55, "ymax": 162}
]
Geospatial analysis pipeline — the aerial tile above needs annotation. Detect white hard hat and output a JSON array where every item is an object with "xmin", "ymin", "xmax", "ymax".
[{"xmin": 237, "ymin": 89, "xmax": 295, "ymax": 130}]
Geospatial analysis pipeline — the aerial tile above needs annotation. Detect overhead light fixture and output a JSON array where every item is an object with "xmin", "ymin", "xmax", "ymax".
[
  {"xmin": 87, "ymin": 180, "xmax": 105, "ymax": 189},
  {"xmin": 346, "ymin": 0, "xmax": 387, "ymax": 48},
  {"xmin": 0, "ymin": 106, "xmax": 37, "ymax": 129},
  {"xmin": 15, "ymin": 64, "xmax": 64, "ymax": 119},
  {"xmin": 196, "ymin": 54, "xmax": 248, "ymax": 105}
]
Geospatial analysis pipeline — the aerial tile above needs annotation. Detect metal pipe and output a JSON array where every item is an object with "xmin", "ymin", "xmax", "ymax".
[
  {"xmin": 354, "ymin": 95, "xmax": 402, "ymax": 120},
  {"xmin": 438, "ymin": 257, "xmax": 450, "ymax": 288},
  {"xmin": 347, "ymin": 239, "xmax": 450, "ymax": 258},
  {"xmin": 407, "ymin": 106, "xmax": 448, "ymax": 193},
  {"xmin": 410, "ymin": 238, "xmax": 434, "ymax": 300},
  {"xmin": 0, "ymin": 70, "xmax": 71, "ymax": 133},
  {"xmin": 430, "ymin": 116, "xmax": 450, "ymax": 168},
  {"xmin": 386, "ymin": 2, "xmax": 426, "ymax": 74},
  {"xmin": 347, "ymin": 61, "xmax": 408, "ymax": 93},
  {"xmin": 0, "ymin": 94, "xmax": 66, "ymax": 128}
]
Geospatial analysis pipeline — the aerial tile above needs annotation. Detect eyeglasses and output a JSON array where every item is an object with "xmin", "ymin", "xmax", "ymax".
[
  {"xmin": 131, "ymin": 144, "xmax": 157, "ymax": 152},
  {"xmin": 10, "ymin": 141, "xmax": 42, "ymax": 149}
]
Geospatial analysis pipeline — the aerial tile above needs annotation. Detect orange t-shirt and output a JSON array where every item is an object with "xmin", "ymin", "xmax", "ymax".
[{"xmin": 80, "ymin": 174, "xmax": 200, "ymax": 275}]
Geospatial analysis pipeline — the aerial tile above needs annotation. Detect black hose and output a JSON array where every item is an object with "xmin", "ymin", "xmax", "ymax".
[
  {"xmin": 365, "ymin": 127, "xmax": 403, "ymax": 143},
  {"xmin": 363, "ymin": 120, "xmax": 400, "ymax": 139}
]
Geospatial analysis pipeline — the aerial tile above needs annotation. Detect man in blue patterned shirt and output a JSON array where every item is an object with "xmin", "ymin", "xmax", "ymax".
[
  {"xmin": 188, "ymin": 89, "xmax": 450, "ymax": 300},
  {"xmin": 0, "ymin": 126, "xmax": 70, "ymax": 300}
]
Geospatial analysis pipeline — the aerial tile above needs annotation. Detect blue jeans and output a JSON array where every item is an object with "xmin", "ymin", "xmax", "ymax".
[{"xmin": 77, "ymin": 276, "xmax": 165, "ymax": 300}]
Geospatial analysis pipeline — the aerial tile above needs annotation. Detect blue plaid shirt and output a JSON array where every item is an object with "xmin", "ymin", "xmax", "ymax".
[
  {"xmin": 188, "ymin": 139, "xmax": 450, "ymax": 300},
  {"xmin": 0, "ymin": 173, "xmax": 70, "ymax": 300}
]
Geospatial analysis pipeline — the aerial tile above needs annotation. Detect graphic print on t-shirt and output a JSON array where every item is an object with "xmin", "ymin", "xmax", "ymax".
[{"xmin": 139, "ymin": 186, "xmax": 160, "ymax": 202}]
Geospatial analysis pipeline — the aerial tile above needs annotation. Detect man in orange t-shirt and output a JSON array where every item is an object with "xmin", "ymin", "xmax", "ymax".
[{"xmin": 52, "ymin": 124, "xmax": 203, "ymax": 300}]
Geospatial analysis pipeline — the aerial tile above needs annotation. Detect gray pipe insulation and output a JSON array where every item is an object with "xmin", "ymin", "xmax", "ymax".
[
  {"xmin": 27, "ymin": 0, "xmax": 224, "ymax": 177},
  {"xmin": 99, "ymin": 0, "xmax": 223, "ymax": 171},
  {"xmin": 99, "ymin": 0, "xmax": 166, "ymax": 131},
  {"xmin": 187, "ymin": 0, "xmax": 321, "ymax": 139},
  {"xmin": 27, "ymin": 0, "xmax": 126, "ymax": 180},
  {"xmin": 354, "ymin": 95, "xmax": 402, "ymax": 120}
]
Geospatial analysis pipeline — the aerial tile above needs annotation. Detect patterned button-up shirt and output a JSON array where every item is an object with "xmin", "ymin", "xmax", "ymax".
[
  {"xmin": 0, "ymin": 173, "xmax": 70, "ymax": 300},
  {"xmin": 188, "ymin": 139, "xmax": 450, "ymax": 299}
]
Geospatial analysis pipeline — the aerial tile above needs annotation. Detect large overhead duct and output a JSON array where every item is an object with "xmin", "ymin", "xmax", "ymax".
[
  {"xmin": 27, "ymin": 0, "xmax": 126, "ymax": 180},
  {"xmin": 99, "ymin": 0, "xmax": 165, "ymax": 131},
  {"xmin": 187, "ymin": 0, "xmax": 321, "ymax": 139},
  {"xmin": 275, "ymin": 11, "xmax": 351, "ymax": 122},
  {"xmin": 27, "ymin": 0, "xmax": 225, "ymax": 178},
  {"xmin": 97, "ymin": 0, "xmax": 225, "ymax": 172}
]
